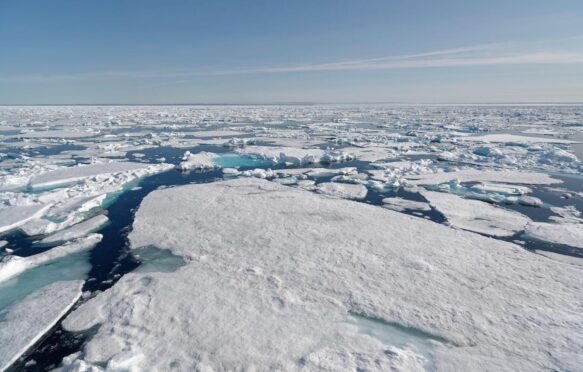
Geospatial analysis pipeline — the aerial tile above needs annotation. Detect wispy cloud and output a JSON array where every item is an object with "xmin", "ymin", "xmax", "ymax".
[{"xmin": 2, "ymin": 39, "xmax": 583, "ymax": 82}]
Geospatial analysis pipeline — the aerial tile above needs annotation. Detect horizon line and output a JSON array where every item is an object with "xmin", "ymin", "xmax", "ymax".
[{"xmin": 1, "ymin": 101, "xmax": 583, "ymax": 107}]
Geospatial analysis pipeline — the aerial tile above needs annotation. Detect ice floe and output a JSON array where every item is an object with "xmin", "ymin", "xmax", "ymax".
[
  {"xmin": 0, "ymin": 234, "xmax": 102, "ymax": 283},
  {"xmin": 39, "ymin": 214, "xmax": 108, "ymax": 245},
  {"xmin": 177, "ymin": 151, "xmax": 219, "ymax": 170},
  {"xmin": 0, "ymin": 203, "xmax": 51, "ymax": 234},
  {"xmin": 407, "ymin": 169, "xmax": 560, "ymax": 186},
  {"xmin": 30, "ymin": 161, "xmax": 157, "ymax": 190},
  {"xmin": 61, "ymin": 179, "xmax": 583, "ymax": 371},
  {"xmin": 0, "ymin": 280, "xmax": 84, "ymax": 371},
  {"xmin": 382, "ymin": 197, "xmax": 431, "ymax": 212},
  {"xmin": 316, "ymin": 182, "xmax": 368, "ymax": 200},
  {"xmin": 461, "ymin": 133, "xmax": 580, "ymax": 144},
  {"xmin": 524, "ymin": 222, "xmax": 583, "ymax": 250},
  {"xmin": 420, "ymin": 190, "xmax": 531, "ymax": 237}
]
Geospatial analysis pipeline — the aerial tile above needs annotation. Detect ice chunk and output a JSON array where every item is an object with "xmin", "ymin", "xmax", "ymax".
[
  {"xmin": 0, "ymin": 203, "xmax": 51, "ymax": 234},
  {"xmin": 461, "ymin": 134, "xmax": 579, "ymax": 144},
  {"xmin": 516, "ymin": 196, "xmax": 544, "ymax": 207},
  {"xmin": 305, "ymin": 167, "xmax": 357, "ymax": 178},
  {"xmin": 15, "ymin": 129, "xmax": 97, "ymax": 138},
  {"xmin": 524, "ymin": 222, "xmax": 583, "ymax": 250},
  {"xmin": 237, "ymin": 145, "xmax": 326, "ymax": 165},
  {"xmin": 221, "ymin": 168, "xmax": 240, "ymax": 175},
  {"xmin": 549, "ymin": 205, "xmax": 582, "ymax": 223},
  {"xmin": 421, "ymin": 190, "xmax": 531, "ymax": 237},
  {"xmin": 30, "ymin": 161, "xmax": 153, "ymax": 190},
  {"xmin": 177, "ymin": 151, "xmax": 219, "ymax": 170},
  {"xmin": 408, "ymin": 169, "xmax": 560, "ymax": 186},
  {"xmin": 382, "ymin": 197, "xmax": 431, "ymax": 212},
  {"xmin": 0, "ymin": 280, "xmax": 83, "ymax": 371},
  {"xmin": 0, "ymin": 234, "xmax": 102, "ymax": 283},
  {"xmin": 316, "ymin": 182, "xmax": 368, "ymax": 200},
  {"xmin": 469, "ymin": 183, "xmax": 530, "ymax": 195},
  {"xmin": 39, "ymin": 214, "xmax": 109, "ymax": 245}
]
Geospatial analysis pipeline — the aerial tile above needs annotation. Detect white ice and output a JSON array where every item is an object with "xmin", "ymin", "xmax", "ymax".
[
  {"xmin": 461, "ymin": 133, "xmax": 580, "ymax": 144},
  {"xmin": 0, "ymin": 203, "xmax": 51, "ymax": 234},
  {"xmin": 39, "ymin": 214, "xmax": 108, "ymax": 245},
  {"xmin": 61, "ymin": 179, "xmax": 583, "ymax": 371},
  {"xmin": 316, "ymin": 182, "xmax": 368, "ymax": 200},
  {"xmin": 524, "ymin": 222, "xmax": 583, "ymax": 250},
  {"xmin": 420, "ymin": 190, "xmax": 531, "ymax": 237},
  {"xmin": 0, "ymin": 234, "xmax": 102, "ymax": 283},
  {"xmin": 0, "ymin": 280, "xmax": 84, "ymax": 372},
  {"xmin": 382, "ymin": 197, "xmax": 431, "ymax": 212},
  {"xmin": 177, "ymin": 151, "xmax": 219, "ymax": 170},
  {"xmin": 30, "ymin": 161, "xmax": 156, "ymax": 190}
]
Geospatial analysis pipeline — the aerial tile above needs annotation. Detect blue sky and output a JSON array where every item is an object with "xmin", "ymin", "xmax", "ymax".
[{"xmin": 1, "ymin": 0, "xmax": 583, "ymax": 104}]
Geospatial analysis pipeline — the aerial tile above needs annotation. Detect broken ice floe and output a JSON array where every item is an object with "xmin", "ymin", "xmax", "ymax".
[
  {"xmin": 0, "ymin": 234, "xmax": 102, "ymax": 283},
  {"xmin": 0, "ymin": 280, "xmax": 84, "ymax": 372},
  {"xmin": 60, "ymin": 178, "xmax": 583, "ymax": 371}
]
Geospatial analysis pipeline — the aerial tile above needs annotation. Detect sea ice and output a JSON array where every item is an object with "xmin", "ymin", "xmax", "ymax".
[
  {"xmin": 524, "ymin": 222, "xmax": 583, "ymax": 250},
  {"xmin": 382, "ymin": 197, "xmax": 431, "ymax": 212},
  {"xmin": 30, "ymin": 161, "xmax": 153, "ymax": 190},
  {"xmin": 61, "ymin": 179, "xmax": 583, "ymax": 371},
  {"xmin": 0, "ymin": 203, "xmax": 51, "ymax": 234},
  {"xmin": 177, "ymin": 151, "xmax": 219, "ymax": 170},
  {"xmin": 0, "ymin": 280, "xmax": 84, "ymax": 371},
  {"xmin": 316, "ymin": 182, "xmax": 368, "ymax": 200},
  {"xmin": 407, "ymin": 169, "xmax": 560, "ymax": 186},
  {"xmin": 39, "ymin": 214, "xmax": 109, "ymax": 245},
  {"xmin": 0, "ymin": 234, "xmax": 102, "ymax": 283},
  {"xmin": 420, "ymin": 190, "xmax": 531, "ymax": 237},
  {"xmin": 237, "ymin": 145, "xmax": 327, "ymax": 165},
  {"xmin": 461, "ymin": 133, "xmax": 579, "ymax": 144}
]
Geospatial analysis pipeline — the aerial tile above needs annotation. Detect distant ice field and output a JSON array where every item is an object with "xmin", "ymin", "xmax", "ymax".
[{"xmin": 0, "ymin": 105, "xmax": 582, "ymax": 371}]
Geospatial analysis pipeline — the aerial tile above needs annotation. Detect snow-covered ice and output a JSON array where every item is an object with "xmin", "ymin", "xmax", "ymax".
[
  {"xmin": 39, "ymin": 214, "xmax": 108, "ymax": 245},
  {"xmin": 524, "ymin": 222, "xmax": 583, "ymax": 250},
  {"xmin": 421, "ymin": 190, "xmax": 531, "ymax": 237},
  {"xmin": 177, "ymin": 151, "xmax": 219, "ymax": 170},
  {"xmin": 0, "ymin": 234, "xmax": 102, "ymax": 283},
  {"xmin": 1, "ymin": 104, "xmax": 583, "ymax": 371},
  {"xmin": 382, "ymin": 197, "xmax": 431, "ymax": 212},
  {"xmin": 316, "ymin": 182, "xmax": 368, "ymax": 200},
  {"xmin": 0, "ymin": 203, "xmax": 51, "ymax": 234},
  {"xmin": 61, "ymin": 178, "xmax": 583, "ymax": 371},
  {"xmin": 30, "ymin": 161, "xmax": 154, "ymax": 190},
  {"xmin": 461, "ymin": 133, "xmax": 580, "ymax": 144},
  {"xmin": 407, "ymin": 169, "xmax": 560, "ymax": 186},
  {"xmin": 0, "ymin": 280, "xmax": 84, "ymax": 371}
]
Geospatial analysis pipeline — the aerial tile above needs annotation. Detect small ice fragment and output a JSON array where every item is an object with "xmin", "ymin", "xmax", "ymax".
[{"xmin": 316, "ymin": 182, "xmax": 368, "ymax": 200}]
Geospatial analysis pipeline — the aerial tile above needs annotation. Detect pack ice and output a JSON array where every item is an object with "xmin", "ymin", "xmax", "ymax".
[{"xmin": 61, "ymin": 179, "xmax": 583, "ymax": 371}]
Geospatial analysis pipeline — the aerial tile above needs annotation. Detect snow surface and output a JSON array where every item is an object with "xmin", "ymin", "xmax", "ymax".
[
  {"xmin": 39, "ymin": 214, "xmax": 108, "ymax": 245},
  {"xmin": 407, "ymin": 169, "xmax": 560, "ymax": 186},
  {"xmin": 30, "ymin": 161, "xmax": 159, "ymax": 190},
  {"xmin": 382, "ymin": 197, "xmax": 431, "ymax": 212},
  {"xmin": 0, "ymin": 234, "xmax": 102, "ymax": 283},
  {"xmin": 524, "ymin": 222, "xmax": 583, "ymax": 250},
  {"xmin": 316, "ymin": 182, "xmax": 368, "ymax": 200},
  {"xmin": 0, "ymin": 203, "xmax": 51, "ymax": 234},
  {"xmin": 177, "ymin": 151, "xmax": 219, "ymax": 170},
  {"xmin": 0, "ymin": 280, "xmax": 84, "ymax": 371},
  {"xmin": 420, "ymin": 190, "xmax": 531, "ymax": 237},
  {"xmin": 62, "ymin": 179, "xmax": 583, "ymax": 371},
  {"xmin": 461, "ymin": 133, "xmax": 580, "ymax": 144}
]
